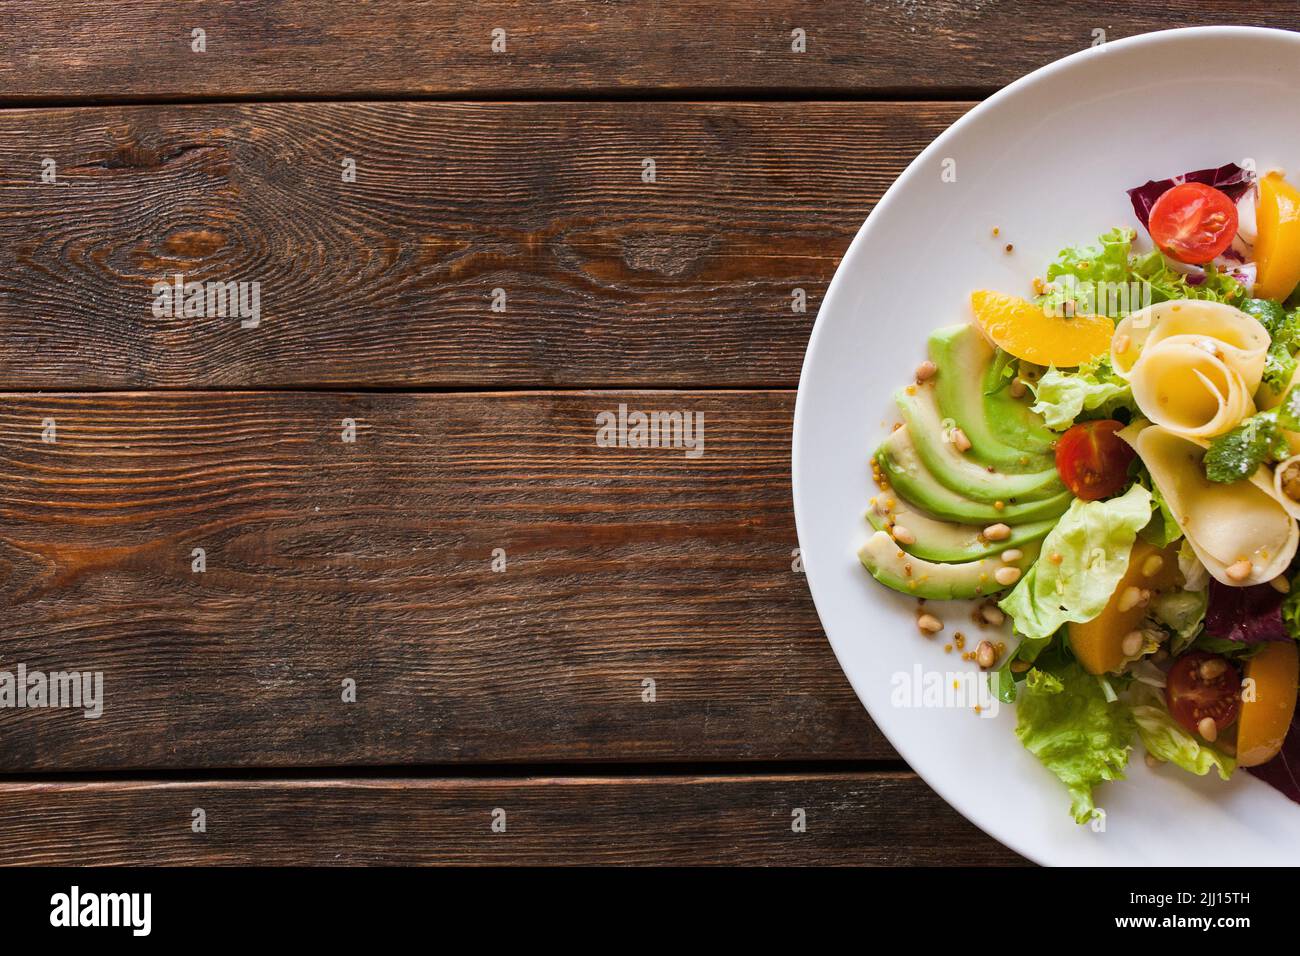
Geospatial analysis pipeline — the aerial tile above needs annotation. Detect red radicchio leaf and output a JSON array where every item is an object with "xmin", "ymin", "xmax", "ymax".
[
  {"xmin": 1205, "ymin": 579, "xmax": 1291, "ymax": 644},
  {"xmin": 1126, "ymin": 162, "xmax": 1255, "ymax": 230}
]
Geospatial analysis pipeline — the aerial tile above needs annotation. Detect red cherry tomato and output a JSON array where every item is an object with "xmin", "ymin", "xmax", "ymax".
[
  {"xmin": 1165, "ymin": 651, "xmax": 1241, "ymax": 738},
  {"xmin": 1054, "ymin": 420, "xmax": 1135, "ymax": 501},
  {"xmin": 1147, "ymin": 182, "xmax": 1239, "ymax": 264}
]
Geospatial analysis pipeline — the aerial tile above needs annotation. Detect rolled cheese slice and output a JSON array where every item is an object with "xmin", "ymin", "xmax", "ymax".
[
  {"xmin": 1135, "ymin": 425, "xmax": 1298, "ymax": 587},
  {"xmin": 1112, "ymin": 299, "xmax": 1269, "ymax": 392},
  {"xmin": 1126, "ymin": 341, "xmax": 1253, "ymax": 438}
]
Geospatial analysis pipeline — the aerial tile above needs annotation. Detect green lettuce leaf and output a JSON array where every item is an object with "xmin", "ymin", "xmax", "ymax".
[
  {"xmin": 1132, "ymin": 689, "xmax": 1234, "ymax": 780},
  {"xmin": 1240, "ymin": 297, "xmax": 1289, "ymax": 337},
  {"xmin": 1015, "ymin": 663, "xmax": 1134, "ymax": 823},
  {"xmin": 1038, "ymin": 228, "xmax": 1137, "ymax": 319},
  {"xmin": 1029, "ymin": 354, "xmax": 1135, "ymax": 431},
  {"xmin": 1132, "ymin": 464, "xmax": 1182, "ymax": 546},
  {"xmin": 1044, "ymin": 227, "xmax": 1134, "ymax": 286},
  {"xmin": 1282, "ymin": 566, "xmax": 1300, "ymax": 639},
  {"xmin": 1262, "ymin": 345, "xmax": 1297, "ymax": 396},
  {"xmin": 1276, "ymin": 385, "xmax": 1300, "ymax": 431},
  {"xmin": 1129, "ymin": 252, "xmax": 1245, "ymax": 307},
  {"xmin": 1245, "ymin": 299, "xmax": 1300, "ymax": 394},
  {"xmin": 1036, "ymin": 228, "xmax": 1246, "ymax": 322},
  {"xmin": 1190, "ymin": 633, "xmax": 1264, "ymax": 659},
  {"xmin": 999, "ymin": 484, "xmax": 1154, "ymax": 642},
  {"xmin": 1150, "ymin": 589, "xmax": 1207, "ymax": 655}
]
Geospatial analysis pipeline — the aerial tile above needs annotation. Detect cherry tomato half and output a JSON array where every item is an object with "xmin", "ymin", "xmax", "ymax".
[
  {"xmin": 1054, "ymin": 419, "xmax": 1135, "ymax": 501},
  {"xmin": 1165, "ymin": 651, "xmax": 1241, "ymax": 738},
  {"xmin": 1147, "ymin": 182, "xmax": 1239, "ymax": 264}
]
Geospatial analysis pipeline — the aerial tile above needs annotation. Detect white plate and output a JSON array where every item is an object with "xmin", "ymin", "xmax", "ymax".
[{"xmin": 793, "ymin": 26, "xmax": 1300, "ymax": 866}]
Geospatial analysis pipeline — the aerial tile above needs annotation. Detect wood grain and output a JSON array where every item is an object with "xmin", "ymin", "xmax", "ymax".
[
  {"xmin": 0, "ymin": 101, "xmax": 958, "ymax": 389},
  {"xmin": 0, "ymin": 390, "xmax": 904, "ymax": 770},
  {"xmin": 0, "ymin": 774, "xmax": 1025, "ymax": 865},
  {"xmin": 1, "ymin": 2, "xmax": 1295, "ymax": 100}
]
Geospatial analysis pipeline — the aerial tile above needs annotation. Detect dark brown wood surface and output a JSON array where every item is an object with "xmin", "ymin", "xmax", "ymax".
[
  {"xmin": 0, "ymin": 101, "xmax": 960, "ymax": 389},
  {"xmin": 2, "ymin": 2, "xmax": 1297, "ymax": 100},
  {"xmin": 0, "ymin": 774, "xmax": 1021, "ymax": 865},
  {"xmin": 0, "ymin": 390, "xmax": 888, "ymax": 769}
]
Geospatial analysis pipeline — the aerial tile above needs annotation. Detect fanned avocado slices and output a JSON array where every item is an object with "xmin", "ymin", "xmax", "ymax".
[
  {"xmin": 895, "ymin": 385, "xmax": 1063, "ymax": 503},
  {"xmin": 929, "ymin": 323, "xmax": 1056, "ymax": 468},
  {"xmin": 875, "ymin": 428, "xmax": 1071, "ymax": 526},
  {"xmin": 866, "ymin": 502, "xmax": 1056, "ymax": 564},
  {"xmin": 859, "ymin": 322, "xmax": 1067, "ymax": 600},
  {"xmin": 858, "ymin": 531, "xmax": 1041, "ymax": 601}
]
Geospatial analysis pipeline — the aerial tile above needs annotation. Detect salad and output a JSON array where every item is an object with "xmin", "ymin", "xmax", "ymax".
[{"xmin": 860, "ymin": 161, "xmax": 1300, "ymax": 822}]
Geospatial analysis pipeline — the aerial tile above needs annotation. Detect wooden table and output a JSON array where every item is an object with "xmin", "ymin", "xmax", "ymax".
[{"xmin": 1, "ymin": 2, "xmax": 1293, "ymax": 867}]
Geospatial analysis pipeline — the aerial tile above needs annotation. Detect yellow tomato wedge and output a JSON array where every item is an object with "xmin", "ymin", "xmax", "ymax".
[
  {"xmin": 1068, "ymin": 540, "xmax": 1181, "ymax": 676},
  {"xmin": 1236, "ymin": 640, "xmax": 1299, "ymax": 768},
  {"xmin": 971, "ymin": 290, "xmax": 1112, "ymax": 367},
  {"xmin": 1254, "ymin": 172, "xmax": 1300, "ymax": 302}
]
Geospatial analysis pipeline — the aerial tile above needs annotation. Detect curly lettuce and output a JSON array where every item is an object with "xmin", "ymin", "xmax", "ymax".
[
  {"xmin": 1129, "ymin": 251, "xmax": 1245, "ymax": 306},
  {"xmin": 1237, "ymin": 300, "xmax": 1300, "ymax": 395},
  {"xmin": 1132, "ymin": 688, "xmax": 1235, "ymax": 780},
  {"xmin": 999, "ymin": 484, "xmax": 1154, "ymax": 642},
  {"xmin": 1016, "ymin": 663, "xmax": 1135, "ymax": 824},
  {"xmin": 1030, "ymin": 354, "xmax": 1135, "ymax": 431},
  {"xmin": 1038, "ymin": 227, "xmax": 1138, "ymax": 319},
  {"xmin": 1151, "ymin": 588, "xmax": 1208, "ymax": 655},
  {"xmin": 1037, "ymin": 227, "xmax": 1247, "ymax": 321}
]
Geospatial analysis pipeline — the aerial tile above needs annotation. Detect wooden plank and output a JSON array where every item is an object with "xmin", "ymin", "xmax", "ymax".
[
  {"xmin": 0, "ymin": 100, "xmax": 959, "ymax": 390},
  {"xmin": 1, "ymin": 2, "xmax": 1296, "ymax": 99},
  {"xmin": 0, "ymin": 774, "xmax": 1024, "ymax": 865},
  {"xmin": 0, "ymin": 390, "xmax": 896, "ymax": 770}
]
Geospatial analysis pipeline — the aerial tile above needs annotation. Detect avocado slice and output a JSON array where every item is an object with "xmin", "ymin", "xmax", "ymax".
[
  {"xmin": 929, "ymin": 324, "xmax": 1055, "ymax": 471},
  {"xmin": 982, "ymin": 352, "xmax": 1057, "ymax": 456},
  {"xmin": 866, "ymin": 502, "xmax": 1055, "ymax": 563},
  {"xmin": 858, "ymin": 530, "xmax": 1040, "ymax": 600},
  {"xmin": 896, "ymin": 386, "xmax": 1062, "ymax": 503},
  {"xmin": 875, "ymin": 428, "xmax": 1072, "ymax": 525}
]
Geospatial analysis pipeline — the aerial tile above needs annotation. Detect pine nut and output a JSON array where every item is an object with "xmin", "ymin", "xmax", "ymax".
[
  {"xmin": 979, "ymin": 604, "xmax": 1005, "ymax": 626},
  {"xmin": 1141, "ymin": 554, "xmax": 1164, "ymax": 577},
  {"xmin": 1009, "ymin": 378, "xmax": 1027, "ymax": 398},
  {"xmin": 1000, "ymin": 548, "xmax": 1022, "ymax": 563},
  {"xmin": 993, "ymin": 566, "xmax": 1021, "ymax": 586},
  {"xmin": 892, "ymin": 525, "xmax": 916, "ymax": 545},
  {"xmin": 917, "ymin": 613, "xmax": 944, "ymax": 635},
  {"xmin": 1117, "ymin": 586, "xmax": 1144, "ymax": 613},
  {"xmin": 1199, "ymin": 658, "xmax": 1227, "ymax": 681},
  {"xmin": 1271, "ymin": 575, "xmax": 1291, "ymax": 594},
  {"xmin": 1197, "ymin": 716, "xmax": 1218, "ymax": 743},
  {"xmin": 1144, "ymin": 752, "xmax": 1164, "ymax": 768},
  {"xmin": 1120, "ymin": 630, "xmax": 1144, "ymax": 658},
  {"xmin": 1225, "ymin": 559, "xmax": 1253, "ymax": 582},
  {"xmin": 951, "ymin": 427, "xmax": 971, "ymax": 452},
  {"xmin": 975, "ymin": 640, "xmax": 996, "ymax": 669},
  {"xmin": 915, "ymin": 360, "xmax": 937, "ymax": 381},
  {"xmin": 983, "ymin": 523, "xmax": 1012, "ymax": 541}
]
